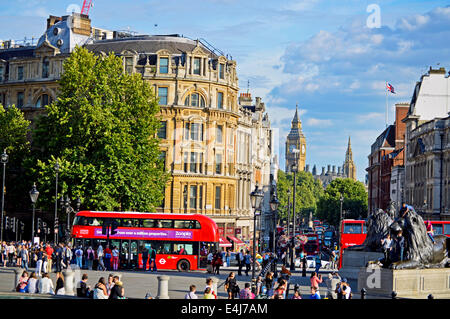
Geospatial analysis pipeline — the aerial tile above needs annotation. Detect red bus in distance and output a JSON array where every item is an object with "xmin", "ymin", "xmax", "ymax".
[{"xmin": 71, "ymin": 211, "xmax": 219, "ymax": 272}]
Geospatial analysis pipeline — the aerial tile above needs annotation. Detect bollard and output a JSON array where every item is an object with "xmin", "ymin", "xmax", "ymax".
[
  {"xmin": 360, "ymin": 288, "xmax": 366, "ymax": 299},
  {"xmin": 428, "ymin": 294, "xmax": 434, "ymax": 299},
  {"xmin": 13, "ymin": 269, "xmax": 22, "ymax": 292},
  {"xmin": 391, "ymin": 291, "xmax": 397, "ymax": 299},
  {"xmin": 62, "ymin": 269, "xmax": 75, "ymax": 296},
  {"xmin": 211, "ymin": 277, "xmax": 219, "ymax": 297},
  {"xmin": 156, "ymin": 275, "xmax": 170, "ymax": 299}
]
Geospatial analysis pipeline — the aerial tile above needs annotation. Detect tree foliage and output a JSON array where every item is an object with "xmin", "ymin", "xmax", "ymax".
[
  {"xmin": 32, "ymin": 46, "xmax": 168, "ymax": 213},
  {"xmin": 316, "ymin": 178, "xmax": 368, "ymax": 226},
  {"xmin": 0, "ymin": 104, "xmax": 32, "ymax": 210},
  {"xmin": 276, "ymin": 169, "xmax": 324, "ymax": 222}
]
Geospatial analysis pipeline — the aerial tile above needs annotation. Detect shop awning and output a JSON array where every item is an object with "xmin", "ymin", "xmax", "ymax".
[
  {"xmin": 219, "ymin": 237, "xmax": 232, "ymax": 247},
  {"xmin": 227, "ymin": 236, "xmax": 245, "ymax": 245}
]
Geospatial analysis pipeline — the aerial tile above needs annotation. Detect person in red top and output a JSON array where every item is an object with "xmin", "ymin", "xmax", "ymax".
[
  {"xmin": 310, "ymin": 271, "xmax": 323, "ymax": 291},
  {"xmin": 45, "ymin": 245, "xmax": 54, "ymax": 273},
  {"xmin": 426, "ymin": 221, "xmax": 435, "ymax": 244},
  {"xmin": 104, "ymin": 245, "xmax": 112, "ymax": 271}
]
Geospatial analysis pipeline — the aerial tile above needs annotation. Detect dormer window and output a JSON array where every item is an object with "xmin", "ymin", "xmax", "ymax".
[
  {"xmin": 124, "ymin": 56, "xmax": 134, "ymax": 74},
  {"xmin": 193, "ymin": 58, "xmax": 201, "ymax": 75},
  {"xmin": 184, "ymin": 92, "xmax": 206, "ymax": 107},
  {"xmin": 219, "ymin": 63, "xmax": 225, "ymax": 79},
  {"xmin": 159, "ymin": 57, "xmax": 169, "ymax": 74},
  {"xmin": 42, "ymin": 58, "xmax": 49, "ymax": 78}
]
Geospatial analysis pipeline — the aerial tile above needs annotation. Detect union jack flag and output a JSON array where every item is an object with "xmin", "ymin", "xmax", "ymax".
[{"xmin": 386, "ymin": 82, "xmax": 395, "ymax": 94}]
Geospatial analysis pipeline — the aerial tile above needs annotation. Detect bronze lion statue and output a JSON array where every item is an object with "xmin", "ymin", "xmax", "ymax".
[
  {"xmin": 388, "ymin": 211, "xmax": 449, "ymax": 269},
  {"xmin": 347, "ymin": 209, "xmax": 393, "ymax": 252},
  {"xmin": 348, "ymin": 209, "xmax": 449, "ymax": 269}
]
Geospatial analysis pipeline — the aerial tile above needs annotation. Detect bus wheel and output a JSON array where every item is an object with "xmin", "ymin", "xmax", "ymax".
[{"xmin": 177, "ymin": 259, "xmax": 190, "ymax": 272}]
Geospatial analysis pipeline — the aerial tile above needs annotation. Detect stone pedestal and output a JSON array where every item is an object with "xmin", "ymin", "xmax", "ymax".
[
  {"xmin": 156, "ymin": 275, "xmax": 170, "ymax": 299},
  {"xmin": 13, "ymin": 269, "xmax": 22, "ymax": 291},
  {"xmin": 339, "ymin": 250, "xmax": 383, "ymax": 280},
  {"xmin": 358, "ymin": 266, "xmax": 450, "ymax": 299},
  {"xmin": 62, "ymin": 270, "xmax": 75, "ymax": 296}
]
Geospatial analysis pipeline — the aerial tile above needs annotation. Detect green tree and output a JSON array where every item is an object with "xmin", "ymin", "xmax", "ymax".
[
  {"xmin": 0, "ymin": 104, "xmax": 32, "ymax": 211},
  {"xmin": 316, "ymin": 178, "xmax": 368, "ymax": 226},
  {"xmin": 31, "ymin": 46, "xmax": 168, "ymax": 214},
  {"xmin": 276, "ymin": 169, "xmax": 324, "ymax": 224}
]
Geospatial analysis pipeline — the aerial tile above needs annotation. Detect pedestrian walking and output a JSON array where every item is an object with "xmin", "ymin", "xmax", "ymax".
[
  {"xmin": 213, "ymin": 251, "xmax": 222, "ymax": 275},
  {"xmin": 35, "ymin": 247, "xmax": 44, "ymax": 277},
  {"xmin": 205, "ymin": 278, "xmax": 217, "ymax": 299},
  {"xmin": 315, "ymin": 253, "xmax": 322, "ymax": 274},
  {"xmin": 150, "ymin": 245, "xmax": 157, "ymax": 272},
  {"xmin": 310, "ymin": 271, "xmax": 323, "ymax": 293},
  {"xmin": 237, "ymin": 249, "xmax": 244, "ymax": 276},
  {"xmin": 104, "ymin": 245, "xmax": 112, "ymax": 270},
  {"xmin": 20, "ymin": 245, "xmax": 29, "ymax": 271},
  {"xmin": 244, "ymin": 251, "xmax": 251, "ymax": 276},
  {"xmin": 75, "ymin": 246, "xmax": 83, "ymax": 269},
  {"xmin": 142, "ymin": 247, "xmax": 149, "ymax": 271},
  {"xmin": 97, "ymin": 244, "xmax": 105, "ymax": 271},
  {"xmin": 224, "ymin": 272, "xmax": 238, "ymax": 299},
  {"xmin": 86, "ymin": 246, "xmax": 95, "ymax": 270},
  {"xmin": 111, "ymin": 246, "xmax": 119, "ymax": 271},
  {"xmin": 239, "ymin": 283, "xmax": 255, "ymax": 299},
  {"xmin": 225, "ymin": 250, "xmax": 231, "ymax": 268},
  {"xmin": 45, "ymin": 244, "xmax": 53, "ymax": 273}
]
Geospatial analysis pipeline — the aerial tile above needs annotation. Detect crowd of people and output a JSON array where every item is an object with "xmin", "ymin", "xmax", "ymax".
[{"xmin": 1, "ymin": 240, "xmax": 125, "ymax": 273}]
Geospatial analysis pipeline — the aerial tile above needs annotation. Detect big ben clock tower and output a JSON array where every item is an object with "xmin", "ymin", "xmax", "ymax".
[{"xmin": 285, "ymin": 105, "xmax": 306, "ymax": 173}]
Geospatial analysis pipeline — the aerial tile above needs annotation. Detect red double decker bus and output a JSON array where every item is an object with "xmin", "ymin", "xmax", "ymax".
[
  {"xmin": 71, "ymin": 211, "xmax": 219, "ymax": 271},
  {"xmin": 338, "ymin": 219, "xmax": 367, "ymax": 269}
]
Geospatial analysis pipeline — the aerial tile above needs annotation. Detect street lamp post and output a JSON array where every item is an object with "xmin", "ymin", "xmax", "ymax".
[
  {"xmin": 339, "ymin": 194, "xmax": 344, "ymax": 250},
  {"xmin": 54, "ymin": 160, "xmax": 60, "ymax": 244},
  {"xmin": 250, "ymin": 184, "xmax": 264, "ymax": 286},
  {"xmin": 1, "ymin": 149, "xmax": 8, "ymax": 243},
  {"xmin": 285, "ymin": 189, "xmax": 291, "ymax": 266},
  {"xmin": 290, "ymin": 148, "xmax": 300, "ymax": 271},
  {"xmin": 270, "ymin": 193, "xmax": 280, "ymax": 253},
  {"xmin": 29, "ymin": 183, "xmax": 39, "ymax": 242}
]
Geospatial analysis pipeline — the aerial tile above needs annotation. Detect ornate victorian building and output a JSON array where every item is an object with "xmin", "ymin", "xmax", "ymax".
[{"xmin": 0, "ymin": 12, "xmax": 279, "ymax": 242}]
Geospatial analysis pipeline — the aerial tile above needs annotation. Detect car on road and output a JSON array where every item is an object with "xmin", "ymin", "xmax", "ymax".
[{"xmin": 294, "ymin": 254, "xmax": 332, "ymax": 269}]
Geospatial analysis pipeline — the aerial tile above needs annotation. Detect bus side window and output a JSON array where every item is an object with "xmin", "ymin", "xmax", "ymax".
[{"xmin": 444, "ymin": 224, "xmax": 450, "ymax": 235}]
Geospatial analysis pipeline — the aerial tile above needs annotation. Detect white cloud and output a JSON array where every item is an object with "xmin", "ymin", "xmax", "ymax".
[{"xmin": 306, "ymin": 118, "xmax": 333, "ymax": 127}]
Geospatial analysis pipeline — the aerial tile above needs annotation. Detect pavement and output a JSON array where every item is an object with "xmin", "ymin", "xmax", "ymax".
[{"xmin": 0, "ymin": 264, "xmax": 359, "ymax": 299}]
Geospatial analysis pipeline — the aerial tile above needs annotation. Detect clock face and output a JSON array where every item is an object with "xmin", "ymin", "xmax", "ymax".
[{"xmin": 301, "ymin": 144, "xmax": 305, "ymax": 154}]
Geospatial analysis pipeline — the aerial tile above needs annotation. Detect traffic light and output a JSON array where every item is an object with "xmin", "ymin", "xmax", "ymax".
[
  {"xmin": 11, "ymin": 217, "xmax": 15, "ymax": 232},
  {"xmin": 37, "ymin": 218, "xmax": 42, "ymax": 233},
  {"xmin": 5, "ymin": 216, "xmax": 9, "ymax": 230},
  {"xmin": 20, "ymin": 221, "xmax": 24, "ymax": 233},
  {"xmin": 111, "ymin": 219, "xmax": 119, "ymax": 235}
]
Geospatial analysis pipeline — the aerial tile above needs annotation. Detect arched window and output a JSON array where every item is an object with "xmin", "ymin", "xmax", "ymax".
[
  {"xmin": 184, "ymin": 92, "xmax": 206, "ymax": 107},
  {"xmin": 35, "ymin": 94, "xmax": 51, "ymax": 108}
]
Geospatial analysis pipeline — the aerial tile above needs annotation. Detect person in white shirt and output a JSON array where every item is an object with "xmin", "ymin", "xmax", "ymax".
[
  {"xmin": 184, "ymin": 285, "xmax": 198, "ymax": 299},
  {"xmin": 27, "ymin": 272, "xmax": 39, "ymax": 293},
  {"xmin": 38, "ymin": 273, "xmax": 54, "ymax": 294}
]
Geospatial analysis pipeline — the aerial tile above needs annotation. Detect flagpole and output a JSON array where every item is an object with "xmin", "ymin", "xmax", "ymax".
[{"xmin": 385, "ymin": 81, "xmax": 388, "ymax": 128}]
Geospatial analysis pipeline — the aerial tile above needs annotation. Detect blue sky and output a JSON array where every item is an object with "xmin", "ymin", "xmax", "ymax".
[{"xmin": 1, "ymin": 0, "xmax": 450, "ymax": 182}]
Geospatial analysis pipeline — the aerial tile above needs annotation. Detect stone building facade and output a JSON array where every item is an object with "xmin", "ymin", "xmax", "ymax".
[
  {"xmin": 0, "ymin": 12, "xmax": 278, "ymax": 242},
  {"xmin": 367, "ymin": 104, "xmax": 408, "ymax": 213},
  {"xmin": 403, "ymin": 67, "xmax": 450, "ymax": 220}
]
